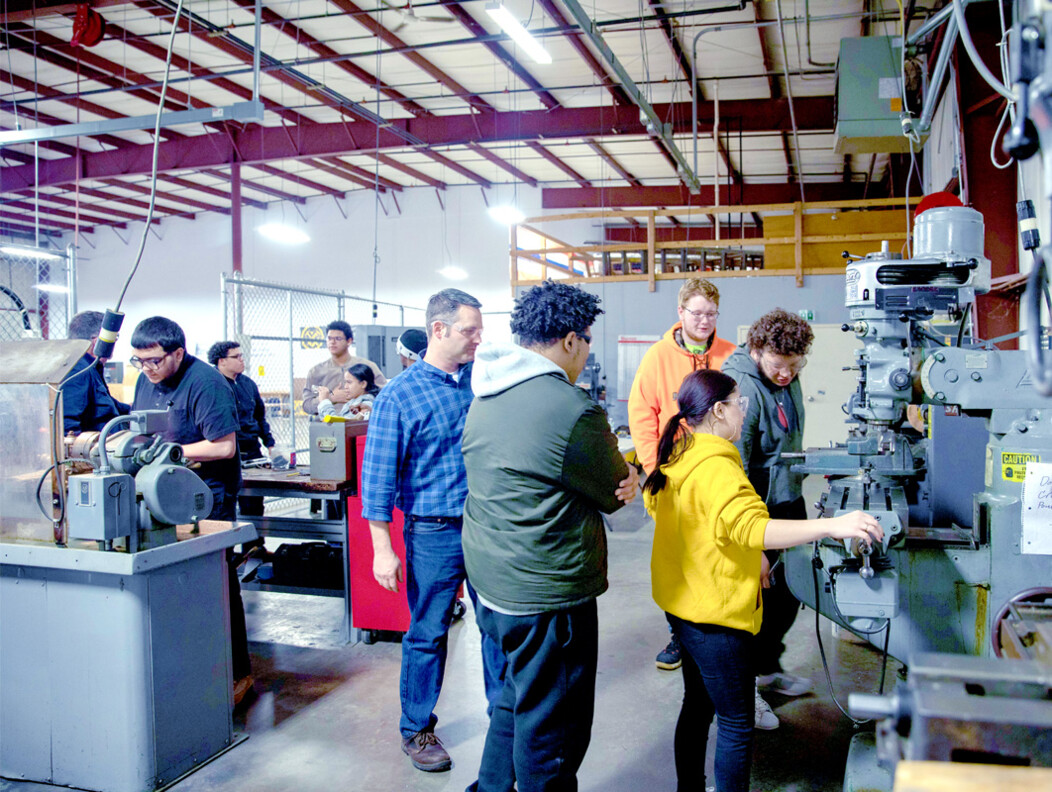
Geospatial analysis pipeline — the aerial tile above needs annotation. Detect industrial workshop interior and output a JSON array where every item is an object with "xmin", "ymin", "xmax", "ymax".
[{"xmin": 3, "ymin": 0, "xmax": 1052, "ymax": 790}]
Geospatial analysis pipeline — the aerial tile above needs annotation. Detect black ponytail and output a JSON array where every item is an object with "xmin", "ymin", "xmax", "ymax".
[{"xmin": 642, "ymin": 369, "xmax": 738, "ymax": 497}]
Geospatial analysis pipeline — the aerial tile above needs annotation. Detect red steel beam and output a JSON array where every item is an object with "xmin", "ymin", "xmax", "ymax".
[
  {"xmin": 158, "ymin": 175, "xmax": 268, "ymax": 211},
  {"xmin": 308, "ymin": 158, "xmax": 388, "ymax": 192},
  {"xmin": 320, "ymin": 158, "xmax": 404, "ymax": 191},
  {"xmin": 2, "ymin": 0, "xmax": 127, "ymax": 23},
  {"xmin": 33, "ymin": 192, "xmax": 162, "ymax": 224},
  {"xmin": 542, "ymin": 182, "xmax": 873, "ymax": 209},
  {"xmin": 535, "ymin": 0, "xmax": 632, "ymax": 107},
  {"xmin": 57, "ymin": 185, "xmax": 186, "ymax": 216},
  {"xmin": 439, "ymin": 1, "xmax": 560, "ymax": 110},
  {"xmin": 104, "ymin": 17, "xmax": 312, "ymax": 128},
  {"xmin": 97, "ymin": 178, "xmax": 230, "ymax": 214},
  {"xmin": 648, "ymin": 0, "xmax": 692, "ymax": 81},
  {"xmin": 526, "ymin": 141, "xmax": 592, "ymax": 187},
  {"xmin": 225, "ymin": 0, "xmax": 430, "ymax": 119},
  {"xmin": 201, "ymin": 168, "xmax": 307, "ymax": 204},
  {"xmin": 0, "ymin": 209, "xmax": 84, "ymax": 231},
  {"xmin": 374, "ymin": 154, "xmax": 448, "ymax": 190},
  {"xmin": 466, "ymin": 142, "xmax": 538, "ymax": 187},
  {"xmin": 3, "ymin": 98, "xmax": 833, "ymax": 191},
  {"xmin": 0, "ymin": 219, "xmax": 63, "ymax": 236},
  {"xmin": 249, "ymin": 164, "xmax": 346, "ymax": 197},
  {"xmin": 418, "ymin": 149, "xmax": 493, "ymax": 188},
  {"xmin": 586, "ymin": 140, "xmax": 641, "ymax": 186},
  {"xmin": 0, "ymin": 198, "xmax": 125, "ymax": 228}
]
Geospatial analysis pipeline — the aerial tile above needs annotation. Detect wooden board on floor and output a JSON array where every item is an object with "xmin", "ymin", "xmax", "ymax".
[{"xmin": 893, "ymin": 760, "xmax": 1052, "ymax": 791}]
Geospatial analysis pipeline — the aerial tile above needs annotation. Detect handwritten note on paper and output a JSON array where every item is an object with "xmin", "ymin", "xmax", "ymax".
[{"xmin": 1021, "ymin": 462, "xmax": 1052, "ymax": 555}]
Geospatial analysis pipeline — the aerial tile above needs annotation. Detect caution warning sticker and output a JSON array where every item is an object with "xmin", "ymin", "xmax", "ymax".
[{"xmin": 1002, "ymin": 452, "xmax": 1041, "ymax": 482}]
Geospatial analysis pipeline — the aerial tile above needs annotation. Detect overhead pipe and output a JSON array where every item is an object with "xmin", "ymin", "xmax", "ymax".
[
  {"xmin": 917, "ymin": 14, "xmax": 959, "ymax": 133},
  {"xmin": 692, "ymin": 11, "xmax": 881, "ymax": 198}
]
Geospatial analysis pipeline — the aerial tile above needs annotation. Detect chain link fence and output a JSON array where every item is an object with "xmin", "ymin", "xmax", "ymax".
[
  {"xmin": 220, "ymin": 274, "xmax": 425, "ymax": 464},
  {"xmin": 0, "ymin": 245, "xmax": 73, "ymax": 341}
]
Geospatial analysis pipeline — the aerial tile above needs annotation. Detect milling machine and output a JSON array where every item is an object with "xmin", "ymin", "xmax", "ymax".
[{"xmin": 780, "ymin": 206, "xmax": 1052, "ymax": 789}]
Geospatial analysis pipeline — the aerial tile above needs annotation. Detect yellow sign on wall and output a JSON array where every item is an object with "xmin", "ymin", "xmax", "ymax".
[{"xmin": 300, "ymin": 326, "xmax": 325, "ymax": 349}]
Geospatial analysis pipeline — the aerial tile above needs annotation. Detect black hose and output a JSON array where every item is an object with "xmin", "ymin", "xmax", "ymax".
[
  {"xmin": 1025, "ymin": 249, "xmax": 1052, "ymax": 396},
  {"xmin": 0, "ymin": 285, "xmax": 32, "ymax": 331}
]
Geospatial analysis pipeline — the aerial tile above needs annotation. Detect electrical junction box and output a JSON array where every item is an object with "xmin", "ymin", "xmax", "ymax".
[
  {"xmin": 67, "ymin": 472, "xmax": 136, "ymax": 541},
  {"xmin": 834, "ymin": 36, "xmax": 927, "ymax": 154}
]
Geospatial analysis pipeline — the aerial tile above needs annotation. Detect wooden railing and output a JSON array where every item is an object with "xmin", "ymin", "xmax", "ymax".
[{"xmin": 510, "ymin": 197, "xmax": 921, "ymax": 290}]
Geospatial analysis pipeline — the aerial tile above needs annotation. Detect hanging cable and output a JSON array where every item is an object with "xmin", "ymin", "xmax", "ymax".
[
  {"xmin": 111, "ymin": 0, "xmax": 187, "ymax": 312},
  {"xmin": 951, "ymin": 0, "xmax": 1014, "ymax": 102},
  {"xmin": 775, "ymin": 0, "xmax": 806, "ymax": 205}
]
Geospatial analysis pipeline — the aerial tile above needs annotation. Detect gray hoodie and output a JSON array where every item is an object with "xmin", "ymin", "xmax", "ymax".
[
  {"xmin": 721, "ymin": 345, "xmax": 806, "ymax": 507},
  {"xmin": 461, "ymin": 342, "xmax": 629, "ymax": 613}
]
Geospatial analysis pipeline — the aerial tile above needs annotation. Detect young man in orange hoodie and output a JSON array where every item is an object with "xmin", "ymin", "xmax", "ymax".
[{"xmin": 628, "ymin": 277, "xmax": 735, "ymax": 671}]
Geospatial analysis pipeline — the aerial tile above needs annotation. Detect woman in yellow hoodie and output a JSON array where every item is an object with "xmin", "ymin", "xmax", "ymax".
[{"xmin": 644, "ymin": 369, "xmax": 882, "ymax": 792}]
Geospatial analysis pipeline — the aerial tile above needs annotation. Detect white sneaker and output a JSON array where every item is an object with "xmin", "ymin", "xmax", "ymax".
[
  {"xmin": 757, "ymin": 672, "xmax": 813, "ymax": 697},
  {"xmin": 754, "ymin": 686, "xmax": 779, "ymax": 730}
]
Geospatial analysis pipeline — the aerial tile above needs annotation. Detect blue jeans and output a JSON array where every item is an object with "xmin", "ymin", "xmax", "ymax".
[
  {"xmin": 471, "ymin": 600, "xmax": 598, "ymax": 792},
  {"xmin": 668, "ymin": 615, "xmax": 755, "ymax": 792},
  {"xmin": 400, "ymin": 516, "xmax": 504, "ymax": 738}
]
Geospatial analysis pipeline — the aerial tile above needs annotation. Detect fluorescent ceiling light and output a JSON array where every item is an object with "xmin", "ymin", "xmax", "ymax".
[
  {"xmin": 257, "ymin": 223, "xmax": 310, "ymax": 245},
  {"xmin": 438, "ymin": 265, "xmax": 468, "ymax": 281},
  {"xmin": 0, "ymin": 245, "xmax": 63, "ymax": 261},
  {"xmin": 488, "ymin": 205, "xmax": 526, "ymax": 225},
  {"xmin": 486, "ymin": 2, "xmax": 552, "ymax": 64},
  {"xmin": 34, "ymin": 283, "xmax": 69, "ymax": 293}
]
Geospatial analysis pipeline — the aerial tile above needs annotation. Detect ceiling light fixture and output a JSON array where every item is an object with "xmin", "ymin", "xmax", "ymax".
[
  {"xmin": 485, "ymin": 2, "xmax": 552, "ymax": 65},
  {"xmin": 0, "ymin": 245, "xmax": 63, "ymax": 261},
  {"xmin": 438, "ymin": 265, "xmax": 468, "ymax": 281},
  {"xmin": 488, "ymin": 205, "xmax": 526, "ymax": 225},
  {"xmin": 257, "ymin": 223, "xmax": 310, "ymax": 245},
  {"xmin": 33, "ymin": 283, "xmax": 70, "ymax": 293}
]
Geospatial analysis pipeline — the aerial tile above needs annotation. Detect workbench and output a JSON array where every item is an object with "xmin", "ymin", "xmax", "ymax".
[{"xmin": 237, "ymin": 467, "xmax": 359, "ymax": 641}]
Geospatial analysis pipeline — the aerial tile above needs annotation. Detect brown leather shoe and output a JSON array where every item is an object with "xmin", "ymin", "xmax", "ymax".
[{"xmin": 401, "ymin": 729, "xmax": 451, "ymax": 772}]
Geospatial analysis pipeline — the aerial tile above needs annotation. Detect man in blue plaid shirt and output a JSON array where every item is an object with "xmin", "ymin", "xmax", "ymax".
[{"xmin": 361, "ymin": 288, "xmax": 503, "ymax": 773}]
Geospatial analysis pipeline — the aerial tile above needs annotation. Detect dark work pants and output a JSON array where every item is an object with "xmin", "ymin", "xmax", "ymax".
[
  {"xmin": 212, "ymin": 489, "xmax": 252, "ymax": 681},
  {"xmin": 472, "ymin": 600, "xmax": 598, "ymax": 792},
  {"xmin": 754, "ymin": 498, "xmax": 806, "ymax": 675},
  {"xmin": 669, "ymin": 615, "xmax": 755, "ymax": 792}
]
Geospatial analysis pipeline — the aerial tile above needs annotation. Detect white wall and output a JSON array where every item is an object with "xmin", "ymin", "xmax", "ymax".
[{"xmin": 72, "ymin": 184, "xmax": 536, "ymax": 358}]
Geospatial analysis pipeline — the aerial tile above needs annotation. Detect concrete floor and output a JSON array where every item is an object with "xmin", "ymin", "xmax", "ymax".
[{"xmin": 1, "ymin": 500, "xmax": 900, "ymax": 792}]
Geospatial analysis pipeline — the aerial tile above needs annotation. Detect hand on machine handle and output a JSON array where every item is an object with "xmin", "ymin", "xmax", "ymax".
[{"xmin": 826, "ymin": 510, "xmax": 884, "ymax": 548}]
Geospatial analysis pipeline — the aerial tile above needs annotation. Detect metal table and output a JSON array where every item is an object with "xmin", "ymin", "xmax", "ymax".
[{"xmin": 237, "ymin": 467, "xmax": 358, "ymax": 642}]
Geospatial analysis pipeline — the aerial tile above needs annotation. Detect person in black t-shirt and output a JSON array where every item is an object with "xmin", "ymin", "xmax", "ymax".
[
  {"xmin": 60, "ymin": 310, "xmax": 130, "ymax": 434},
  {"xmin": 130, "ymin": 316, "xmax": 254, "ymax": 706}
]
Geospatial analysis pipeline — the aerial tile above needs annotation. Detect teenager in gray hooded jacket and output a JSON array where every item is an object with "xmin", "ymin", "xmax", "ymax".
[{"xmin": 721, "ymin": 308, "xmax": 815, "ymax": 729}]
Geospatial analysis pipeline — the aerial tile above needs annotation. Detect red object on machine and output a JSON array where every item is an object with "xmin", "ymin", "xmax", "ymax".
[
  {"xmin": 914, "ymin": 191, "xmax": 963, "ymax": 217},
  {"xmin": 71, "ymin": 4, "xmax": 106, "ymax": 47},
  {"xmin": 346, "ymin": 432, "xmax": 411, "ymax": 634}
]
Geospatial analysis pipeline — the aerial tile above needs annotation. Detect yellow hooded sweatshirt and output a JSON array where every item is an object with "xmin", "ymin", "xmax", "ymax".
[{"xmin": 646, "ymin": 433, "xmax": 771, "ymax": 634}]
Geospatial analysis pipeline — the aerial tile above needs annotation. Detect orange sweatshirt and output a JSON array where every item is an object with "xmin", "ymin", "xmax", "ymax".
[{"xmin": 627, "ymin": 323, "xmax": 736, "ymax": 474}]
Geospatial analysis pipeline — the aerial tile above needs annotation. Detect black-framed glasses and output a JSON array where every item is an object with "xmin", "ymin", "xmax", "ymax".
[
  {"xmin": 130, "ymin": 351, "xmax": 173, "ymax": 371},
  {"xmin": 226, "ymin": 353, "xmax": 244, "ymax": 360},
  {"xmin": 577, "ymin": 331, "xmax": 592, "ymax": 344}
]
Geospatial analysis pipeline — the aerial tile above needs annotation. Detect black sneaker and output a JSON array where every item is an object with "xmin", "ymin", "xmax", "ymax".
[{"xmin": 655, "ymin": 634, "xmax": 682, "ymax": 670}]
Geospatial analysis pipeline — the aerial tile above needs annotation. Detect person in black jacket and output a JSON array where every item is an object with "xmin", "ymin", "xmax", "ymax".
[
  {"xmin": 461, "ymin": 280, "xmax": 638, "ymax": 792},
  {"xmin": 208, "ymin": 340, "xmax": 278, "ymax": 519},
  {"xmin": 60, "ymin": 310, "xmax": 130, "ymax": 434}
]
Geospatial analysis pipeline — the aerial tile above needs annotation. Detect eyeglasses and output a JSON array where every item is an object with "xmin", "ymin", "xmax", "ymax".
[
  {"xmin": 761, "ymin": 353, "xmax": 807, "ymax": 376},
  {"xmin": 721, "ymin": 395, "xmax": 749, "ymax": 412},
  {"xmin": 577, "ymin": 331, "xmax": 592, "ymax": 345},
  {"xmin": 450, "ymin": 323, "xmax": 482, "ymax": 340},
  {"xmin": 130, "ymin": 351, "xmax": 173, "ymax": 371},
  {"xmin": 682, "ymin": 308, "xmax": 719, "ymax": 320},
  {"xmin": 226, "ymin": 353, "xmax": 244, "ymax": 360}
]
